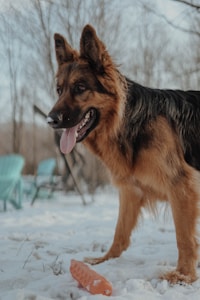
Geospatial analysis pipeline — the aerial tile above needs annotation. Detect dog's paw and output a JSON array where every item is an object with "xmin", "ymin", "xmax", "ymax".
[
  {"xmin": 84, "ymin": 256, "xmax": 107, "ymax": 265},
  {"xmin": 161, "ymin": 270, "xmax": 197, "ymax": 284}
]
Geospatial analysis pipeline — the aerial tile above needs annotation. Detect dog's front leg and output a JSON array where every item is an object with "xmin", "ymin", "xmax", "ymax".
[{"xmin": 85, "ymin": 184, "xmax": 143, "ymax": 265}]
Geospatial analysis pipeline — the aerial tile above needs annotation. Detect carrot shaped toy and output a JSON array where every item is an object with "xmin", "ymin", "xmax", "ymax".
[{"xmin": 70, "ymin": 259, "xmax": 112, "ymax": 296}]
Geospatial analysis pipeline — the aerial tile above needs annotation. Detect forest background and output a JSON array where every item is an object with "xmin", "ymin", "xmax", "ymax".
[{"xmin": 0, "ymin": 0, "xmax": 199, "ymax": 190}]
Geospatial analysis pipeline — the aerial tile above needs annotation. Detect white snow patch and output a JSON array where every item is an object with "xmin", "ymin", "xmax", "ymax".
[{"xmin": 0, "ymin": 186, "xmax": 199, "ymax": 299}]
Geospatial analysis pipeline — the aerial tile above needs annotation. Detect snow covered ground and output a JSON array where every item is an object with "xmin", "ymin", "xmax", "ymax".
[{"xmin": 0, "ymin": 186, "xmax": 200, "ymax": 300}]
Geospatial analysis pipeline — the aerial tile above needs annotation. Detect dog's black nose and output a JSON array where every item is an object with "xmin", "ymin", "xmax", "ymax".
[{"xmin": 47, "ymin": 112, "xmax": 63, "ymax": 128}]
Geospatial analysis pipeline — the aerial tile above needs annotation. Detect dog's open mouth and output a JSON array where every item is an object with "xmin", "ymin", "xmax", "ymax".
[{"xmin": 60, "ymin": 108, "xmax": 98, "ymax": 154}]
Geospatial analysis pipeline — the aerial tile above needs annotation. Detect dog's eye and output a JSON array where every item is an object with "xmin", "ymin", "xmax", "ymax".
[
  {"xmin": 57, "ymin": 86, "xmax": 62, "ymax": 96},
  {"xmin": 73, "ymin": 83, "xmax": 86, "ymax": 95}
]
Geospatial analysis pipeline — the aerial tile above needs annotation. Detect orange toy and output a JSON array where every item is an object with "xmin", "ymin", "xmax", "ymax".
[{"xmin": 70, "ymin": 259, "xmax": 112, "ymax": 296}]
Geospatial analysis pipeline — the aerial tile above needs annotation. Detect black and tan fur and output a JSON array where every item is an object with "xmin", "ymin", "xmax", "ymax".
[{"xmin": 48, "ymin": 25, "xmax": 200, "ymax": 284}]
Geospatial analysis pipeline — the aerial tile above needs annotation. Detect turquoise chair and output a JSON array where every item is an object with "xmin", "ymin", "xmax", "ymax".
[
  {"xmin": 27, "ymin": 158, "xmax": 56, "ymax": 205},
  {"xmin": 0, "ymin": 154, "xmax": 25, "ymax": 211}
]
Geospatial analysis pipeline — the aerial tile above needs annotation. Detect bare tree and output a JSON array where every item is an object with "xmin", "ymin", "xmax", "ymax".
[
  {"xmin": 169, "ymin": 0, "xmax": 200, "ymax": 88},
  {"xmin": 0, "ymin": 12, "xmax": 25, "ymax": 153}
]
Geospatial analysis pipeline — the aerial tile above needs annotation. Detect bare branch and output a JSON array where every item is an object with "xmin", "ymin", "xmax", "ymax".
[
  {"xmin": 141, "ymin": 2, "xmax": 200, "ymax": 37},
  {"xmin": 171, "ymin": 0, "xmax": 200, "ymax": 10}
]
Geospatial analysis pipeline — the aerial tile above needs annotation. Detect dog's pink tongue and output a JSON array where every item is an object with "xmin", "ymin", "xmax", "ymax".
[{"xmin": 60, "ymin": 127, "xmax": 77, "ymax": 154}]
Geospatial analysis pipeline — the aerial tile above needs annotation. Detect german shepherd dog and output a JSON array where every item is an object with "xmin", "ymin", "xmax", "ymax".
[{"xmin": 47, "ymin": 25, "xmax": 200, "ymax": 284}]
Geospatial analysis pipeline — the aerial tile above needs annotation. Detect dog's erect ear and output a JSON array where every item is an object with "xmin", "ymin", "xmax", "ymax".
[
  {"xmin": 80, "ymin": 25, "xmax": 107, "ymax": 73},
  {"xmin": 54, "ymin": 33, "xmax": 77, "ymax": 66}
]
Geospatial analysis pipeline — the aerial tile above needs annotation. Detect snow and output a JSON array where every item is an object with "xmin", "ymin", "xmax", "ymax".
[{"xmin": 0, "ymin": 186, "xmax": 200, "ymax": 300}]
